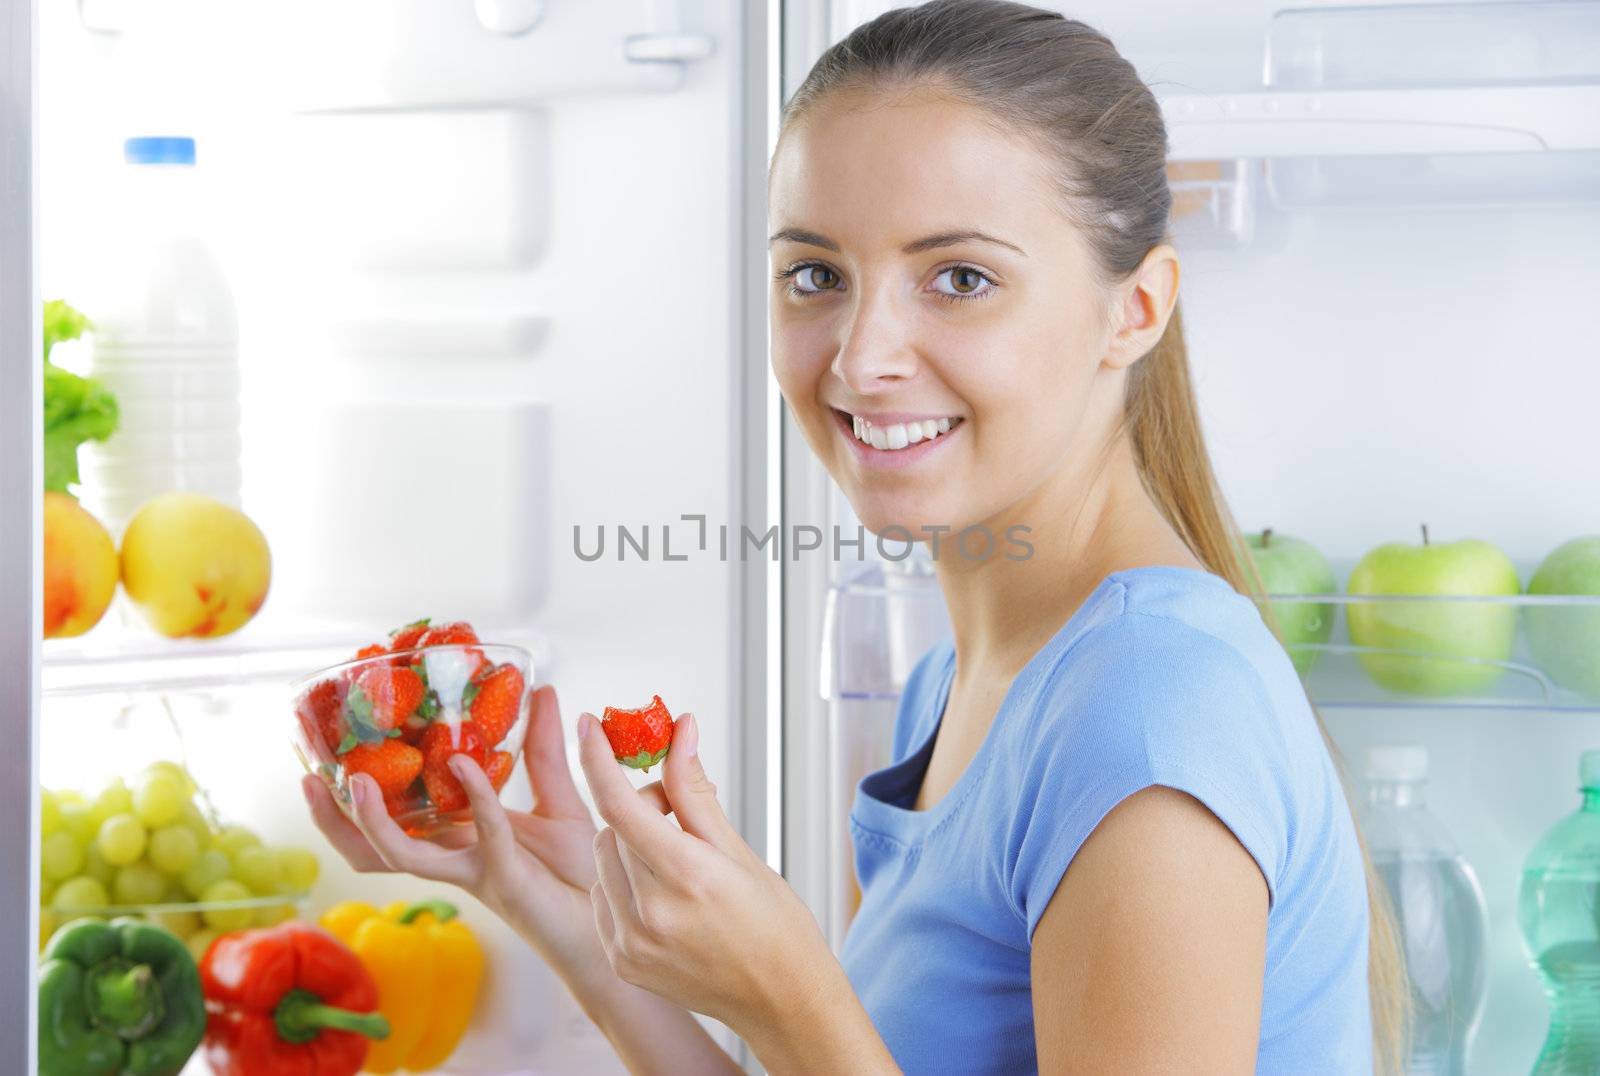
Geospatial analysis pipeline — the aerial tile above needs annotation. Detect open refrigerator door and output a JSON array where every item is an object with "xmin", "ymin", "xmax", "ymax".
[
  {"xmin": 796, "ymin": 2, "xmax": 1600, "ymax": 1074},
  {"xmin": 8, "ymin": 0, "xmax": 776, "ymax": 1072}
]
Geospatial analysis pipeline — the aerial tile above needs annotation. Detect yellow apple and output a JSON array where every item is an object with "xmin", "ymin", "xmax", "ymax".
[
  {"xmin": 120, "ymin": 493, "xmax": 271, "ymax": 638},
  {"xmin": 42, "ymin": 491, "xmax": 119, "ymax": 638}
]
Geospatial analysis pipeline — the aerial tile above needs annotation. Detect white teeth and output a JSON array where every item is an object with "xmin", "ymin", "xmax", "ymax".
[{"xmin": 849, "ymin": 414, "xmax": 961, "ymax": 451}]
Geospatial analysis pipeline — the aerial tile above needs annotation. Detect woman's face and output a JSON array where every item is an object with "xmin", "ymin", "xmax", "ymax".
[{"xmin": 768, "ymin": 89, "xmax": 1132, "ymax": 541}]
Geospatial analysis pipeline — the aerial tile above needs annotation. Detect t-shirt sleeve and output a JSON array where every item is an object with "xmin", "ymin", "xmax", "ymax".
[{"xmin": 1005, "ymin": 612, "xmax": 1291, "ymax": 940}]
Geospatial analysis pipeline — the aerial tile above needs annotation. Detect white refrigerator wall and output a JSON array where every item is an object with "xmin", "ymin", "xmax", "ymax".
[
  {"xmin": 39, "ymin": 0, "xmax": 756, "ymax": 1069},
  {"xmin": 806, "ymin": 2, "xmax": 1600, "ymax": 1074}
]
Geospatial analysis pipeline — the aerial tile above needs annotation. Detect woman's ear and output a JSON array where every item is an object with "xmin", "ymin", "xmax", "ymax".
[{"xmin": 1104, "ymin": 244, "xmax": 1180, "ymax": 371}]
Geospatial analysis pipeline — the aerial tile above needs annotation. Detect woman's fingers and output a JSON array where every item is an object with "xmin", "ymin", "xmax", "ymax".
[
  {"xmin": 451, "ymin": 753, "xmax": 515, "ymax": 861},
  {"xmin": 524, "ymin": 684, "xmax": 589, "ymax": 821},
  {"xmin": 346, "ymin": 773, "xmax": 474, "ymax": 888},
  {"xmin": 301, "ymin": 774, "xmax": 388, "ymax": 873},
  {"xmin": 577, "ymin": 713, "xmax": 685, "ymax": 876},
  {"xmin": 593, "ymin": 826, "xmax": 640, "ymax": 924},
  {"xmin": 659, "ymin": 714, "xmax": 742, "ymax": 852},
  {"xmin": 635, "ymin": 780, "xmax": 671, "ymax": 817}
]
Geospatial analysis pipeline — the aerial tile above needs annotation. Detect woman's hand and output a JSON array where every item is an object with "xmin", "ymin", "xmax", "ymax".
[
  {"xmin": 303, "ymin": 684, "xmax": 611, "ymax": 993},
  {"xmin": 578, "ymin": 711, "xmax": 898, "ymax": 1073}
]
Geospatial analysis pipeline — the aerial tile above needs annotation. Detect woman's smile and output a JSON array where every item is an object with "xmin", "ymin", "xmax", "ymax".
[{"xmin": 831, "ymin": 407, "xmax": 967, "ymax": 470}]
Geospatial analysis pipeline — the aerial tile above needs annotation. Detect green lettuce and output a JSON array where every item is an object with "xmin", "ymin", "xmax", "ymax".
[{"xmin": 42, "ymin": 299, "xmax": 119, "ymax": 493}]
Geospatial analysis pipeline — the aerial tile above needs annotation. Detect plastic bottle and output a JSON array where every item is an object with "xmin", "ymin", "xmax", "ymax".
[
  {"xmin": 81, "ymin": 136, "xmax": 241, "ymax": 538},
  {"xmin": 1520, "ymin": 750, "xmax": 1600, "ymax": 1074},
  {"xmin": 1362, "ymin": 745, "xmax": 1490, "ymax": 1075}
]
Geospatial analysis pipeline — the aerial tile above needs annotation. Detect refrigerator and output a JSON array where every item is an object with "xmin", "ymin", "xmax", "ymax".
[{"xmin": 3, "ymin": 1, "xmax": 1598, "ymax": 1074}]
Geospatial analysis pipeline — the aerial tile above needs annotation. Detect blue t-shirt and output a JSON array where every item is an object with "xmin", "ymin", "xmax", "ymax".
[{"xmin": 839, "ymin": 566, "xmax": 1371, "ymax": 1074}]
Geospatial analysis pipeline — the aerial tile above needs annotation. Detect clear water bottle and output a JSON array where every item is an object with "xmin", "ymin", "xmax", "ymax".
[
  {"xmin": 81, "ymin": 136, "xmax": 242, "ymax": 538},
  {"xmin": 1362, "ymin": 745, "xmax": 1491, "ymax": 1075},
  {"xmin": 1520, "ymin": 750, "xmax": 1600, "ymax": 1074}
]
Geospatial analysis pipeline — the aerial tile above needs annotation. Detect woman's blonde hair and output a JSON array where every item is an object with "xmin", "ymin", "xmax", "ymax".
[{"xmin": 779, "ymin": 1, "xmax": 1408, "ymax": 1068}]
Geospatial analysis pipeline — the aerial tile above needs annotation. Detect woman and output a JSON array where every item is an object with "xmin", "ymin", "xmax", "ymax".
[{"xmin": 304, "ymin": 2, "xmax": 1404, "ymax": 1072}]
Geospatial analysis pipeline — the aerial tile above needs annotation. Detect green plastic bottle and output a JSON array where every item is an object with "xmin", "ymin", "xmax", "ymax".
[{"xmin": 1520, "ymin": 750, "xmax": 1600, "ymax": 1074}]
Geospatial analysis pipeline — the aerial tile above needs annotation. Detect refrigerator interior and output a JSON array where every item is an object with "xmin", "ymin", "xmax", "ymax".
[
  {"xmin": 30, "ymin": 0, "xmax": 769, "ymax": 1071},
  {"xmin": 795, "ymin": 3, "xmax": 1600, "ymax": 1075}
]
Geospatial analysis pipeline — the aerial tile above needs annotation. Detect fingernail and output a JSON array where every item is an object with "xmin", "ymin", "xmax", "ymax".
[
  {"xmin": 578, "ymin": 713, "xmax": 593, "ymax": 741},
  {"xmin": 350, "ymin": 775, "xmax": 367, "ymax": 807},
  {"xmin": 449, "ymin": 755, "xmax": 467, "ymax": 778},
  {"xmin": 682, "ymin": 713, "xmax": 699, "ymax": 758}
]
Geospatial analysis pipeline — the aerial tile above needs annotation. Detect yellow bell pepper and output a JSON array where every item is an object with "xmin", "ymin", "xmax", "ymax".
[{"xmin": 319, "ymin": 899, "xmax": 485, "ymax": 1073}]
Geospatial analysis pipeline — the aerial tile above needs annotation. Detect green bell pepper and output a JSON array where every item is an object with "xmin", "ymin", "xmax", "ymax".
[{"xmin": 38, "ymin": 917, "xmax": 206, "ymax": 1076}]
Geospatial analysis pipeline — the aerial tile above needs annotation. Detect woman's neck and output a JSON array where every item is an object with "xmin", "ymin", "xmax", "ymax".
[{"xmin": 932, "ymin": 435, "xmax": 1200, "ymax": 681}]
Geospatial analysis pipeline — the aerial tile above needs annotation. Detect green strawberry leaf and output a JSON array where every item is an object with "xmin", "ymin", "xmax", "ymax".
[
  {"xmin": 386, "ymin": 728, "xmax": 402, "ymax": 738},
  {"xmin": 617, "ymin": 747, "xmax": 670, "ymax": 772},
  {"xmin": 417, "ymin": 690, "xmax": 441, "ymax": 721},
  {"xmin": 390, "ymin": 617, "xmax": 431, "ymax": 639},
  {"xmin": 336, "ymin": 733, "xmax": 358, "ymax": 755},
  {"xmin": 462, "ymin": 680, "xmax": 482, "ymax": 710},
  {"xmin": 346, "ymin": 682, "xmax": 375, "ymax": 725},
  {"xmin": 411, "ymin": 662, "xmax": 430, "ymax": 689}
]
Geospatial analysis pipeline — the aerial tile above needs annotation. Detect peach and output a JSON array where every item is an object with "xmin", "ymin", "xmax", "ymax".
[
  {"xmin": 42, "ymin": 491, "xmax": 119, "ymax": 638},
  {"xmin": 120, "ymin": 492, "xmax": 272, "ymax": 639}
]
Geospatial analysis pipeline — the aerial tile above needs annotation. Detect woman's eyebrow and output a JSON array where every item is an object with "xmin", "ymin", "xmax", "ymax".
[{"xmin": 767, "ymin": 227, "xmax": 1026, "ymax": 257}]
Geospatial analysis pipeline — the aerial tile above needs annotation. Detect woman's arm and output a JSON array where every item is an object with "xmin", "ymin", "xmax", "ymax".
[{"xmin": 1031, "ymin": 786, "xmax": 1268, "ymax": 1074}]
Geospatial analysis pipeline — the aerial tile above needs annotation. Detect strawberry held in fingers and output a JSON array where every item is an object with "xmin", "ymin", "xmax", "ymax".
[{"xmin": 601, "ymin": 695, "xmax": 675, "ymax": 772}]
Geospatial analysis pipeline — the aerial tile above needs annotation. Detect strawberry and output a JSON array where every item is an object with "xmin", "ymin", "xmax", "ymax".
[
  {"xmin": 342, "ymin": 740, "xmax": 424, "ymax": 801},
  {"xmin": 484, "ymin": 751, "xmax": 515, "ymax": 792},
  {"xmin": 387, "ymin": 618, "xmax": 433, "ymax": 662},
  {"xmin": 298, "ymin": 678, "xmax": 346, "ymax": 755},
  {"xmin": 349, "ymin": 665, "xmax": 425, "ymax": 732},
  {"xmin": 420, "ymin": 721, "xmax": 488, "ymax": 813},
  {"xmin": 469, "ymin": 664, "xmax": 525, "ymax": 749},
  {"xmin": 417, "ymin": 621, "xmax": 488, "ymax": 677},
  {"xmin": 354, "ymin": 643, "xmax": 388, "ymax": 661},
  {"xmin": 600, "ymin": 695, "xmax": 675, "ymax": 772}
]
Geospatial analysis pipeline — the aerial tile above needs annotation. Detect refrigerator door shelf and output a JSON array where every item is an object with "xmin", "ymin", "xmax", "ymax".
[
  {"xmin": 821, "ymin": 563, "xmax": 949, "ymax": 703},
  {"xmin": 1161, "ymin": 84, "xmax": 1600, "ymax": 162}
]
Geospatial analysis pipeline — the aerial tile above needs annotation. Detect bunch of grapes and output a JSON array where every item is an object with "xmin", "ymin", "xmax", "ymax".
[{"xmin": 39, "ymin": 760, "xmax": 321, "ymax": 959}]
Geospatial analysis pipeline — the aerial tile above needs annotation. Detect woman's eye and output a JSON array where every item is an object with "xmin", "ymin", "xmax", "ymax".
[
  {"xmin": 932, "ymin": 266, "xmax": 995, "ymax": 300},
  {"xmin": 792, "ymin": 265, "xmax": 841, "ymax": 293}
]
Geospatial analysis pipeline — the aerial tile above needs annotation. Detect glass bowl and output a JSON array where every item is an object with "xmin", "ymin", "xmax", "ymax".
[{"xmin": 291, "ymin": 643, "xmax": 532, "ymax": 839}]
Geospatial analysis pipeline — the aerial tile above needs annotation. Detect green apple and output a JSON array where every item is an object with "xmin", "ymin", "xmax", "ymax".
[
  {"xmin": 1347, "ymin": 525, "xmax": 1521, "ymax": 696},
  {"xmin": 1238, "ymin": 528, "xmax": 1336, "ymax": 675},
  {"xmin": 1526, "ymin": 536, "xmax": 1600, "ymax": 700}
]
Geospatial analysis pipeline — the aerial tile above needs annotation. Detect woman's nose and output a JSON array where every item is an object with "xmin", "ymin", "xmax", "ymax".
[{"xmin": 830, "ymin": 288, "xmax": 918, "ymax": 393}]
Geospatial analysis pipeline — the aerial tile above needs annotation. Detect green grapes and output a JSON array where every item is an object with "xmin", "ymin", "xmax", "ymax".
[
  {"xmin": 199, "ymin": 881, "xmax": 254, "ymax": 931},
  {"xmin": 52, "ymin": 875, "xmax": 110, "ymax": 912},
  {"xmin": 139, "ymin": 760, "xmax": 197, "ymax": 798},
  {"xmin": 58, "ymin": 803, "xmax": 95, "ymax": 846},
  {"xmin": 40, "ymin": 790, "xmax": 61, "ymax": 836},
  {"xmin": 182, "ymin": 849, "xmax": 232, "ymax": 900},
  {"xmin": 148, "ymin": 825, "xmax": 202, "ymax": 876},
  {"xmin": 96, "ymin": 814, "xmax": 148, "ymax": 867},
  {"xmin": 80, "ymin": 840, "xmax": 116, "ymax": 886},
  {"xmin": 112, "ymin": 863, "xmax": 167, "ymax": 906},
  {"xmin": 212, "ymin": 824, "xmax": 262, "ymax": 861},
  {"xmin": 276, "ymin": 847, "xmax": 320, "ymax": 893},
  {"xmin": 88, "ymin": 780, "xmax": 134, "ymax": 828},
  {"xmin": 40, "ymin": 831, "xmax": 84, "ymax": 882},
  {"xmin": 133, "ymin": 772, "xmax": 186, "ymax": 828},
  {"xmin": 233, "ymin": 846, "xmax": 284, "ymax": 896}
]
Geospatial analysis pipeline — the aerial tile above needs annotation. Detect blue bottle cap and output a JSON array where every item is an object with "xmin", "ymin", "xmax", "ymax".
[{"xmin": 124, "ymin": 137, "xmax": 196, "ymax": 165}]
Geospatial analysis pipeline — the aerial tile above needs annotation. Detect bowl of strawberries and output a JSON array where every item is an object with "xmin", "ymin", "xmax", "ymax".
[{"xmin": 290, "ymin": 619, "xmax": 531, "ymax": 838}]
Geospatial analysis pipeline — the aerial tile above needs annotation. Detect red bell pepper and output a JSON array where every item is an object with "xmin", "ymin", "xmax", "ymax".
[{"xmin": 198, "ymin": 920, "xmax": 390, "ymax": 1076}]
